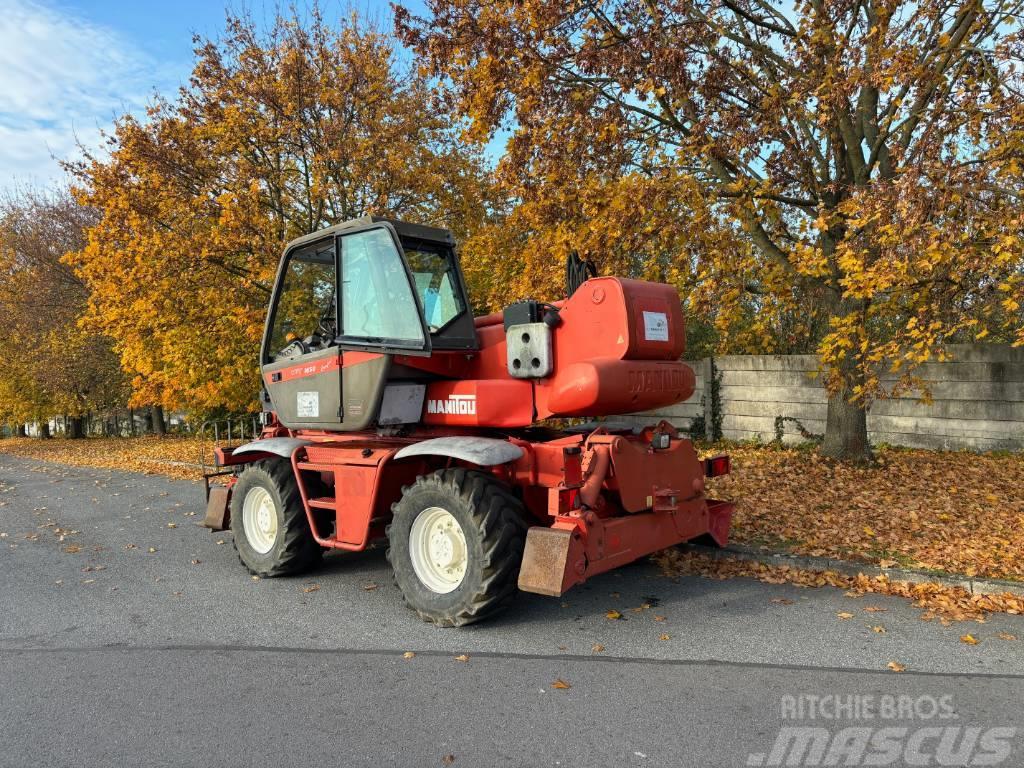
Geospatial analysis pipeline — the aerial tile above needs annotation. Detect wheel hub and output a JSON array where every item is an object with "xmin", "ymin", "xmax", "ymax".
[
  {"xmin": 409, "ymin": 506, "xmax": 468, "ymax": 593},
  {"xmin": 241, "ymin": 486, "xmax": 278, "ymax": 555}
]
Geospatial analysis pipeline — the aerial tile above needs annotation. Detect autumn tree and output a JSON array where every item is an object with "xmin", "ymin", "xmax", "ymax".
[
  {"xmin": 70, "ymin": 8, "xmax": 495, "ymax": 416},
  {"xmin": 0, "ymin": 188, "xmax": 126, "ymax": 436},
  {"xmin": 398, "ymin": 0, "xmax": 1024, "ymax": 461}
]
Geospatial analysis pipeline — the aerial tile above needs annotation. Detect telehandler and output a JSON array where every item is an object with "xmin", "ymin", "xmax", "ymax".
[{"xmin": 204, "ymin": 217, "xmax": 733, "ymax": 626}]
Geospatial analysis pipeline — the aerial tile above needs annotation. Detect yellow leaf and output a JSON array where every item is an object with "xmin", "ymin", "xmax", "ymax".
[
  {"xmin": 871, "ymin": 625, "xmax": 886, "ymax": 634},
  {"xmin": 659, "ymin": 633, "xmax": 670, "ymax": 641},
  {"xmin": 454, "ymin": 654, "xmax": 470, "ymax": 662},
  {"xmin": 551, "ymin": 678, "xmax": 571, "ymax": 689},
  {"xmin": 837, "ymin": 612, "xmax": 854, "ymax": 620},
  {"xmin": 960, "ymin": 634, "xmax": 979, "ymax": 645},
  {"xmin": 403, "ymin": 651, "xmax": 415, "ymax": 659},
  {"xmin": 605, "ymin": 609, "xmax": 623, "ymax": 620}
]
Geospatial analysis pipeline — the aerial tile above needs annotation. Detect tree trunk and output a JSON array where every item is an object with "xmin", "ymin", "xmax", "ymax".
[
  {"xmin": 820, "ymin": 386, "xmax": 872, "ymax": 463},
  {"xmin": 16, "ymin": 424, "xmax": 26, "ymax": 437},
  {"xmin": 151, "ymin": 405, "xmax": 167, "ymax": 437},
  {"xmin": 38, "ymin": 420, "xmax": 51, "ymax": 439},
  {"xmin": 68, "ymin": 416, "xmax": 85, "ymax": 439}
]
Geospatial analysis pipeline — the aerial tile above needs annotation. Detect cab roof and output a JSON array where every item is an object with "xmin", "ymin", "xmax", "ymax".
[{"xmin": 283, "ymin": 216, "xmax": 456, "ymax": 254}]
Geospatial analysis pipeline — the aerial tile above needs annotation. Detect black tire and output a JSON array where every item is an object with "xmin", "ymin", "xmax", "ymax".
[
  {"xmin": 230, "ymin": 459, "xmax": 322, "ymax": 577},
  {"xmin": 387, "ymin": 469, "xmax": 527, "ymax": 627}
]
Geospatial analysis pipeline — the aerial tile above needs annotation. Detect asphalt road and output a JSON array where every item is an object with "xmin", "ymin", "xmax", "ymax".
[{"xmin": 1, "ymin": 454, "xmax": 1022, "ymax": 768}]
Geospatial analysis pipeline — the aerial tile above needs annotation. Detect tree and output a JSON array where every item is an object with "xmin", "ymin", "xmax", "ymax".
[
  {"xmin": 0, "ymin": 188, "xmax": 126, "ymax": 436},
  {"xmin": 69, "ymin": 8, "xmax": 495, "ymax": 416},
  {"xmin": 398, "ymin": 0, "xmax": 1024, "ymax": 461}
]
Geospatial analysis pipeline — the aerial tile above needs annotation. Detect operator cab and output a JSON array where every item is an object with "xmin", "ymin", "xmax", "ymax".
[{"xmin": 261, "ymin": 217, "xmax": 475, "ymax": 431}]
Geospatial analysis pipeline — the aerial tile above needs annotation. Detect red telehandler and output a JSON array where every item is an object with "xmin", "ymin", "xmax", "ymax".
[{"xmin": 204, "ymin": 217, "xmax": 733, "ymax": 626}]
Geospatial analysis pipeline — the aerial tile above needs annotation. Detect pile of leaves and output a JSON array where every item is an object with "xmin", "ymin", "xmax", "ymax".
[
  {"xmin": 0, "ymin": 436, "xmax": 206, "ymax": 481},
  {"xmin": 707, "ymin": 445, "xmax": 1024, "ymax": 581},
  {"xmin": 653, "ymin": 548, "xmax": 1024, "ymax": 622}
]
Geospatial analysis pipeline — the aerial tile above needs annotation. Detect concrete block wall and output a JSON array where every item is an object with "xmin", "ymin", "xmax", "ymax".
[{"xmin": 632, "ymin": 344, "xmax": 1024, "ymax": 452}]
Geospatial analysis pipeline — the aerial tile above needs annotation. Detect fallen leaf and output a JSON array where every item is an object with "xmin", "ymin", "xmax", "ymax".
[
  {"xmin": 551, "ymin": 679, "xmax": 571, "ymax": 689},
  {"xmin": 653, "ymin": 615, "xmax": 666, "ymax": 622},
  {"xmin": 302, "ymin": 584, "xmax": 321, "ymax": 593},
  {"xmin": 887, "ymin": 661, "xmax": 906, "ymax": 672},
  {"xmin": 960, "ymin": 634, "xmax": 979, "ymax": 645},
  {"xmin": 190, "ymin": 559, "xmax": 201, "ymax": 565},
  {"xmin": 879, "ymin": 559, "xmax": 898, "ymax": 569},
  {"xmin": 454, "ymin": 654, "xmax": 469, "ymax": 662},
  {"xmin": 166, "ymin": 523, "xmax": 177, "ymax": 529},
  {"xmin": 592, "ymin": 643, "xmax": 605, "ymax": 653},
  {"xmin": 215, "ymin": 539, "xmax": 225, "ymax": 545},
  {"xmin": 864, "ymin": 606, "xmax": 887, "ymax": 613},
  {"xmin": 659, "ymin": 633, "xmax": 670, "ymax": 641},
  {"xmin": 403, "ymin": 651, "xmax": 415, "ymax": 659},
  {"xmin": 871, "ymin": 625, "xmax": 886, "ymax": 634},
  {"xmin": 442, "ymin": 756, "xmax": 455, "ymax": 765},
  {"xmin": 837, "ymin": 612, "xmax": 854, "ymax": 620},
  {"xmin": 771, "ymin": 597, "xmax": 794, "ymax": 605},
  {"xmin": 147, "ymin": 547, "xmax": 157, "ymax": 553},
  {"xmin": 997, "ymin": 632, "xmax": 1017, "ymax": 641},
  {"xmin": 605, "ymin": 609, "xmax": 623, "ymax": 620},
  {"xmin": 363, "ymin": 583, "xmax": 378, "ymax": 591},
  {"xmin": 63, "ymin": 544, "xmax": 81, "ymax": 554}
]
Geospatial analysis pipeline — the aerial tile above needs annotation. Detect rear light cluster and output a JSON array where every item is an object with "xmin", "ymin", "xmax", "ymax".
[{"xmin": 704, "ymin": 454, "xmax": 731, "ymax": 477}]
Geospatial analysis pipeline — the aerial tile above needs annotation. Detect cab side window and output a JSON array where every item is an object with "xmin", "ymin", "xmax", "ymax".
[{"xmin": 405, "ymin": 246, "xmax": 465, "ymax": 332}]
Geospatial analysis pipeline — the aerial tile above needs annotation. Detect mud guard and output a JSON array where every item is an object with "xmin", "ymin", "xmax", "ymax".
[
  {"xmin": 203, "ymin": 485, "xmax": 231, "ymax": 531},
  {"xmin": 517, "ymin": 526, "xmax": 585, "ymax": 597},
  {"xmin": 393, "ymin": 436, "xmax": 524, "ymax": 466}
]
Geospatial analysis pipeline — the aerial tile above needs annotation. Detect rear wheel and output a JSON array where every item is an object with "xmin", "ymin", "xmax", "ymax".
[
  {"xmin": 387, "ymin": 469, "xmax": 527, "ymax": 627},
  {"xmin": 230, "ymin": 459, "xmax": 322, "ymax": 577}
]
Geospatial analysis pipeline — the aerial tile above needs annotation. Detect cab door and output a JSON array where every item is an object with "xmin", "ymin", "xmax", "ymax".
[
  {"xmin": 334, "ymin": 223, "xmax": 432, "ymax": 429},
  {"xmin": 262, "ymin": 238, "xmax": 344, "ymax": 430}
]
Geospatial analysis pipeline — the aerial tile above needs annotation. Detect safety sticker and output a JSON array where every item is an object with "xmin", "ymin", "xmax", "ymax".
[
  {"xmin": 642, "ymin": 311, "xmax": 669, "ymax": 342},
  {"xmin": 297, "ymin": 391, "xmax": 319, "ymax": 418}
]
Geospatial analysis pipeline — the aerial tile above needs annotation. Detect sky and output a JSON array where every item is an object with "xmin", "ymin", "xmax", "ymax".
[{"xmin": 0, "ymin": 0, "xmax": 428, "ymax": 190}]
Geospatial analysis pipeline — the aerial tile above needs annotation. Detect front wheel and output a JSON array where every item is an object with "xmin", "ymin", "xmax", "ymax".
[
  {"xmin": 230, "ymin": 460, "xmax": 322, "ymax": 577},
  {"xmin": 387, "ymin": 469, "xmax": 527, "ymax": 627}
]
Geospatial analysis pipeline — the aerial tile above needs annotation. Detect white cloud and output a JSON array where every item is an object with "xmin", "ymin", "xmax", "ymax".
[{"xmin": 0, "ymin": 0, "xmax": 158, "ymax": 187}]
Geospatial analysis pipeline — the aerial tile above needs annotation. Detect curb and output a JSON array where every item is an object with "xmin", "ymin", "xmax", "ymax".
[{"xmin": 686, "ymin": 543, "xmax": 1024, "ymax": 599}]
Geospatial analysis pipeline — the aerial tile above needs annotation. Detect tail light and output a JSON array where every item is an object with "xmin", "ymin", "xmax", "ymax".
[{"xmin": 704, "ymin": 454, "xmax": 731, "ymax": 477}]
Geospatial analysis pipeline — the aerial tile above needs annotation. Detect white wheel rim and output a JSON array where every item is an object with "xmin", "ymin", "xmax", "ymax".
[
  {"xmin": 408, "ymin": 506, "xmax": 468, "ymax": 593},
  {"xmin": 242, "ymin": 486, "xmax": 278, "ymax": 555}
]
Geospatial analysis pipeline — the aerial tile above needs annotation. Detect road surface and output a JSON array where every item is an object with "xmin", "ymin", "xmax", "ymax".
[{"xmin": 1, "ymin": 454, "xmax": 1022, "ymax": 767}]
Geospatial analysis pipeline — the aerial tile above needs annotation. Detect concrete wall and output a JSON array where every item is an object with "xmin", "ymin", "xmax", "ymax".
[{"xmin": 633, "ymin": 344, "xmax": 1024, "ymax": 452}]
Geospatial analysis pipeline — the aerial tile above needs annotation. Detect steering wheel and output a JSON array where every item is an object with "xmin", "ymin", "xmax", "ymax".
[{"xmin": 316, "ymin": 294, "xmax": 337, "ymax": 340}]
